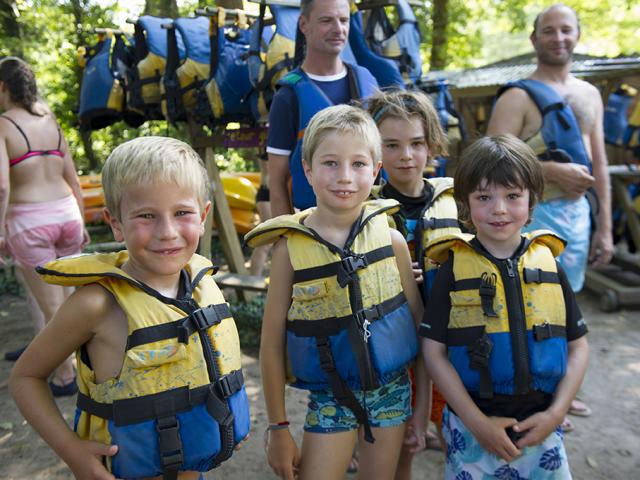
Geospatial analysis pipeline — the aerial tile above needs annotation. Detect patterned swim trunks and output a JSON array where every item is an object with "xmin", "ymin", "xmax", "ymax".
[
  {"xmin": 442, "ymin": 407, "xmax": 573, "ymax": 479},
  {"xmin": 304, "ymin": 372, "xmax": 411, "ymax": 433}
]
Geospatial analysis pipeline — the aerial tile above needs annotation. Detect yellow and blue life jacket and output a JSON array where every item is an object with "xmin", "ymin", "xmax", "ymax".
[
  {"xmin": 77, "ymin": 31, "xmax": 145, "ymax": 131},
  {"xmin": 496, "ymin": 79, "xmax": 591, "ymax": 171},
  {"xmin": 623, "ymin": 97, "xmax": 640, "ymax": 158},
  {"xmin": 245, "ymin": 199, "xmax": 419, "ymax": 442},
  {"xmin": 161, "ymin": 16, "xmax": 210, "ymax": 124},
  {"xmin": 247, "ymin": 4, "xmax": 299, "ymax": 123},
  {"xmin": 604, "ymin": 87, "xmax": 635, "ymax": 146},
  {"xmin": 278, "ymin": 64, "xmax": 379, "ymax": 211},
  {"xmin": 426, "ymin": 231, "xmax": 569, "ymax": 399},
  {"xmin": 37, "ymin": 252, "xmax": 250, "ymax": 480},
  {"xmin": 127, "ymin": 15, "xmax": 185, "ymax": 121}
]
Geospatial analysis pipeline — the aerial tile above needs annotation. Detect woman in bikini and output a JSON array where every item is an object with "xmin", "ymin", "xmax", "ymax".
[{"xmin": 0, "ymin": 57, "xmax": 87, "ymax": 396}]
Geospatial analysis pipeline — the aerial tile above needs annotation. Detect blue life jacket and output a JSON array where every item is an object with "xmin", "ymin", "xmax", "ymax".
[
  {"xmin": 127, "ymin": 15, "xmax": 186, "ymax": 121},
  {"xmin": 162, "ymin": 16, "xmax": 210, "ymax": 124},
  {"xmin": 604, "ymin": 89, "xmax": 634, "ymax": 145},
  {"xmin": 278, "ymin": 64, "xmax": 379, "ymax": 210},
  {"xmin": 497, "ymin": 79, "xmax": 591, "ymax": 171},
  {"xmin": 363, "ymin": 0, "xmax": 422, "ymax": 85},
  {"xmin": 78, "ymin": 31, "xmax": 145, "ymax": 130}
]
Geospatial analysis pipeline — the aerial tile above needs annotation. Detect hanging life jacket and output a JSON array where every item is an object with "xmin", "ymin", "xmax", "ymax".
[
  {"xmin": 426, "ymin": 231, "xmax": 569, "ymax": 399},
  {"xmin": 623, "ymin": 99, "xmax": 640, "ymax": 159},
  {"xmin": 277, "ymin": 64, "xmax": 379, "ymax": 211},
  {"xmin": 496, "ymin": 79, "xmax": 591, "ymax": 171},
  {"xmin": 604, "ymin": 87, "xmax": 635, "ymax": 146},
  {"xmin": 37, "ymin": 252, "xmax": 250, "ymax": 480},
  {"xmin": 348, "ymin": 3, "xmax": 405, "ymax": 89},
  {"xmin": 245, "ymin": 199, "xmax": 419, "ymax": 443},
  {"xmin": 161, "ymin": 16, "xmax": 210, "ymax": 124},
  {"xmin": 126, "ymin": 15, "xmax": 186, "ymax": 121},
  {"xmin": 194, "ymin": 8, "xmax": 258, "ymax": 129},
  {"xmin": 78, "ymin": 31, "xmax": 145, "ymax": 130},
  {"xmin": 247, "ymin": 4, "xmax": 299, "ymax": 124},
  {"xmin": 362, "ymin": 0, "xmax": 422, "ymax": 85}
]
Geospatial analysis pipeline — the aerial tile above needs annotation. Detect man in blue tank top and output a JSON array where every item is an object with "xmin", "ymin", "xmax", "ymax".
[
  {"xmin": 267, "ymin": 0, "xmax": 378, "ymax": 215},
  {"xmin": 487, "ymin": 4, "xmax": 613, "ymax": 292}
]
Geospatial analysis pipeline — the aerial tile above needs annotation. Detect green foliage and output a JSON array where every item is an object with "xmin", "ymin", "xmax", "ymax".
[
  {"xmin": 229, "ymin": 294, "xmax": 265, "ymax": 350},
  {"xmin": 0, "ymin": 267, "xmax": 22, "ymax": 296}
]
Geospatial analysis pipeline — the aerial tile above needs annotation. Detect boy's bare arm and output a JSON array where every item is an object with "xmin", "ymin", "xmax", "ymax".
[
  {"xmin": 390, "ymin": 230, "xmax": 428, "ymax": 451},
  {"xmin": 9, "ymin": 284, "xmax": 119, "ymax": 479},
  {"xmin": 423, "ymin": 338, "xmax": 522, "ymax": 462},
  {"xmin": 260, "ymin": 239, "xmax": 300, "ymax": 480},
  {"xmin": 268, "ymin": 153, "xmax": 293, "ymax": 216},
  {"xmin": 513, "ymin": 336, "xmax": 589, "ymax": 448}
]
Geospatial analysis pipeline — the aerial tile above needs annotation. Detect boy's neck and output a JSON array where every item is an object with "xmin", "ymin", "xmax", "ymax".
[
  {"xmin": 475, "ymin": 234, "xmax": 523, "ymax": 260},
  {"xmin": 305, "ymin": 204, "xmax": 363, "ymax": 250},
  {"xmin": 120, "ymin": 261, "xmax": 183, "ymax": 299}
]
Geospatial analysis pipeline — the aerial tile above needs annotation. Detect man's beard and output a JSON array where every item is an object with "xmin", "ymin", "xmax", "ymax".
[{"xmin": 537, "ymin": 47, "xmax": 573, "ymax": 67}]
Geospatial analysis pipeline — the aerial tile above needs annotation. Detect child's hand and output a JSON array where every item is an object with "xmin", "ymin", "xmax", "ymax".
[
  {"xmin": 472, "ymin": 416, "xmax": 521, "ymax": 462},
  {"xmin": 235, "ymin": 433, "xmax": 251, "ymax": 451},
  {"xmin": 411, "ymin": 262, "xmax": 424, "ymax": 284},
  {"xmin": 67, "ymin": 440, "xmax": 119, "ymax": 479},
  {"xmin": 512, "ymin": 409, "xmax": 562, "ymax": 449},
  {"xmin": 265, "ymin": 428, "xmax": 300, "ymax": 480}
]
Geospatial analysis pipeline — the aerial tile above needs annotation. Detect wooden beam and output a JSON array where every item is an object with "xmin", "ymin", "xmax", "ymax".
[{"xmin": 214, "ymin": 272, "xmax": 268, "ymax": 292}]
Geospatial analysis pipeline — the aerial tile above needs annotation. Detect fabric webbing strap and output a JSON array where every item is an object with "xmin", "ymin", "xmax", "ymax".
[
  {"xmin": 421, "ymin": 217, "xmax": 459, "ymax": 230},
  {"xmin": 126, "ymin": 303, "xmax": 231, "ymax": 349},
  {"xmin": 533, "ymin": 322, "xmax": 566, "ymax": 341},
  {"xmin": 77, "ymin": 369, "xmax": 244, "ymax": 426},
  {"xmin": 523, "ymin": 268, "xmax": 560, "ymax": 284},
  {"xmin": 287, "ymin": 292, "xmax": 406, "ymax": 337},
  {"xmin": 292, "ymin": 245, "xmax": 394, "ymax": 285}
]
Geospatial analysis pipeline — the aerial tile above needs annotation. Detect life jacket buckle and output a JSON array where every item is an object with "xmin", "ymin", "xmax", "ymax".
[
  {"xmin": 341, "ymin": 254, "xmax": 369, "ymax": 275},
  {"xmin": 422, "ymin": 217, "xmax": 436, "ymax": 229},
  {"xmin": 467, "ymin": 334, "xmax": 492, "ymax": 369},
  {"xmin": 215, "ymin": 371, "xmax": 243, "ymax": 399},
  {"xmin": 524, "ymin": 268, "xmax": 543, "ymax": 283},
  {"xmin": 316, "ymin": 338, "xmax": 336, "ymax": 372},
  {"xmin": 534, "ymin": 321, "xmax": 553, "ymax": 341},
  {"xmin": 156, "ymin": 415, "xmax": 183, "ymax": 471}
]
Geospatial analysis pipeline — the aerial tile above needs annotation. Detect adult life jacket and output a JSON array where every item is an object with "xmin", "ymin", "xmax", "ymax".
[
  {"xmin": 623, "ymin": 98, "xmax": 640, "ymax": 158},
  {"xmin": 496, "ymin": 79, "xmax": 591, "ymax": 171},
  {"xmin": 126, "ymin": 15, "xmax": 186, "ymax": 121},
  {"xmin": 348, "ymin": 3, "xmax": 405, "ymax": 89},
  {"xmin": 247, "ymin": 4, "xmax": 299, "ymax": 123},
  {"xmin": 195, "ymin": 8, "xmax": 259, "ymax": 129},
  {"xmin": 161, "ymin": 16, "xmax": 210, "ymax": 124},
  {"xmin": 245, "ymin": 199, "xmax": 419, "ymax": 442},
  {"xmin": 77, "ymin": 31, "xmax": 145, "ymax": 131},
  {"xmin": 37, "ymin": 252, "xmax": 250, "ymax": 480},
  {"xmin": 425, "ymin": 231, "xmax": 569, "ymax": 399},
  {"xmin": 362, "ymin": 0, "xmax": 422, "ymax": 85},
  {"xmin": 278, "ymin": 64, "xmax": 379, "ymax": 211},
  {"xmin": 604, "ymin": 87, "xmax": 635, "ymax": 146}
]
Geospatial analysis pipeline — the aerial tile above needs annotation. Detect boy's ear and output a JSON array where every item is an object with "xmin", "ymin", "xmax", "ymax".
[
  {"xmin": 373, "ymin": 161, "xmax": 382, "ymax": 179},
  {"xmin": 199, "ymin": 201, "xmax": 212, "ymax": 236},
  {"xmin": 103, "ymin": 208, "xmax": 124, "ymax": 243},
  {"xmin": 302, "ymin": 159, "xmax": 313, "ymax": 184}
]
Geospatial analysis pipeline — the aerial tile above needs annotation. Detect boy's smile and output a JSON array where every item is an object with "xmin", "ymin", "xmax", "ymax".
[
  {"xmin": 469, "ymin": 182, "xmax": 530, "ymax": 258},
  {"xmin": 106, "ymin": 181, "xmax": 210, "ymax": 295}
]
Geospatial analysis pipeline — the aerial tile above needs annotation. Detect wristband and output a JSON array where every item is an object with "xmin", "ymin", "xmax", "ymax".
[{"xmin": 266, "ymin": 421, "xmax": 290, "ymax": 431}]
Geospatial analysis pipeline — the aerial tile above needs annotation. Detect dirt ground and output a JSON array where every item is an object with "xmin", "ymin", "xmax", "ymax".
[{"xmin": 0, "ymin": 288, "xmax": 639, "ymax": 479}]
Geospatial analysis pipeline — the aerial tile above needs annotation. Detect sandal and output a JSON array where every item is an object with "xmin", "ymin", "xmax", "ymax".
[
  {"xmin": 347, "ymin": 451, "xmax": 358, "ymax": 474},
  {"xmin": 425, "ymin": 430, "xmax": 443, "ymax": 451},
  {"xmin": 568, "ymin": 399, "xmax": 592, "ymax": 417},
  {"xmin": 560, "ymin": 417, "xmax": 574, "ymax": 433},
  {"xmin": 4, "ymin": 345, "xmax": 27, "ymax": 362},
  {"xmin": 49, "ymin": 378, "xmax": 78, "ymax": 397}
]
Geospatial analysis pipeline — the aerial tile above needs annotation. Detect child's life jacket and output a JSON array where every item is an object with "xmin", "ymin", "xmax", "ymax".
[
  {"xmin": 425, "ymin": 231, "xmax": 569, "ymax": 399},
  {"xmin": 245, "ymin": 199, "xmax": 419, "ymax": 442},
  {"xmin": 127, "ymin": 15, "xmax": 186, "ymax": 121},
  {"xmin": 37, "ymin": 252, "xmax": 250, "ymax": 480},
  {"xmin": 496, "ymin": 79, "xmax": 591, "ymax": 171},
  {"xmin": 161, "ymin": 16, "xmax": 210, "ymax": 124},
  {"xmin": 604, "ymin": 87, "xmax": 635, "ymax": 146},
  {"xmin": 277, "ymin": 64, "xmax": 379, "ymax": 211},
  {"xmin": 623, "ymin": 98, "xmax": 640, "ymax": 158}
]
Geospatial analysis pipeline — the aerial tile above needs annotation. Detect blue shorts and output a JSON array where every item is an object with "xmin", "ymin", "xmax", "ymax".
[
  {"xmin": 304, "ymin": 372, "xmax": 411, "ymax": 433},
  {"xmin": 442, "ymin": 407, "xmax": 572, "ymax": 479}
]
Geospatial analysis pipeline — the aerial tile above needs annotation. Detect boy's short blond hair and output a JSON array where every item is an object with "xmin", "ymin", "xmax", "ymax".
[
  {"xmin": 102, "ymin": 136, "xmax": 210, "ymax": 219},
  {"xmin": 367, "ymin": 89, "xmax": 448, "ymax": 159},
  {"xmin": 302, "ymin": 104, "xmax": 381, "ymax": 165}
]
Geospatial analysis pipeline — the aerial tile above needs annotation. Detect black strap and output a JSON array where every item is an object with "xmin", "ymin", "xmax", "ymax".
[
  {"xmin": 126, "ymin": 303, "xmax": 231, "ymax": 349},
  {"xmin": 77, "ymin": 369, "xmax": 244, "ymax": 426},
  {"xmin": 523, "ymin": 268, "xmax": 560, "ymax": 284},
  {"xmin": 293, "ymin": 245, "xmax": 394, "ymax": 286},
  {"xmin": 533, "ymin": 322, "xmax": 566, "ymax": 341},
  {"xmin": 316, "ymin": 336, "xmax": 375, "ymax": 443},
  {"xmin": 467, "ymin": 332, "xmax": 494, "ymax": 400},
  {"xmin": 156, "ymin": 413, "xmax": 182, "ymax": 480},
  {"xmin": 452, "ymin": 278, "xmax": 482, "ymax": 291},
  {"xmin": 287, "ymin": 292, "xmax": 406, "ymax": 337},
  {"xmin": 479, "ymin": 272, "xmax": 498, "ymax": 318},
  {"xmin": 421, "ymin": 217, "xmax": 459, "ymax": 230},
  {"xmin": 0, "ymin": 115, "xmax": 32, "ymax": 149}
]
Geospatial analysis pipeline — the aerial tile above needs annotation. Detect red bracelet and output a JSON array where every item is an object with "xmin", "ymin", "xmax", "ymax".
[{"xmin": 267, "ymin": 421, "xmax": 290, "ymax": 431}]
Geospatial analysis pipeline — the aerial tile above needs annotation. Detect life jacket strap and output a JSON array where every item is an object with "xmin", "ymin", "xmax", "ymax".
[
  {"xmin": 421, "ymin": 217, "xmax": 460, "ymax": 230},
  {"xmin": 523, "ymin": 268, "xmax": 560, "ymax": 284},
  {"xmin": 533, "ymin": 322, "xmax": 566, "ymax": 341},
  {"xmin": 156, "ymin": 414, "xmax": 182, "ymax": 480},
  {"xmin": 467, "ymin": 332, "xmax": 494, "ymax": 399},
  {"xmin": 479, "ymin": 272, "xmax": 498, "ymax": 318},
  {"xmin": 316, "ymin": 336, "xmax": 375, "ymax": 444},
  {"xmin": 287, "ymin": 292, "xmax": 406, "ymax": 337}
]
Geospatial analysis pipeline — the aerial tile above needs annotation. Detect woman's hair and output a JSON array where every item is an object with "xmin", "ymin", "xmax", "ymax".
[
  {"xmin": 302, "ymin": 104, "xmax": 381, "ymax": 166},
  {"xmin": 367, "ymin": 88, "xmax": 448, "ymax": 159},
  {"xmin": 0, "ymin": 57, "xmax": 41, "ymax": 115},
  {"xmin": 454, "ymin": 134, "xmax": 544, "ymax": 229},
  {"xmin": 102, "ymin": 136, "xmax": 210, "ymax": 220}
]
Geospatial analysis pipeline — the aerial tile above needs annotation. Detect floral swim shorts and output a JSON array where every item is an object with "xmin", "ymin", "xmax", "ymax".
[{"xmin": 304, "ymin": 372, "xmax": 411, "ymax": 433}]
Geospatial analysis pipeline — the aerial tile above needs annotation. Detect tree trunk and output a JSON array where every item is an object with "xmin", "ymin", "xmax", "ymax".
[
  {"xmin": 0, "ymin": 0, "xmax": 23, "ymax": 57},
  {"xmin": 144, "ymin": 0, "xmax": 179, "ymax": 18},
  {"xmin": 430, "ymin": 0, "xmax": 449, "ymax": 71}
]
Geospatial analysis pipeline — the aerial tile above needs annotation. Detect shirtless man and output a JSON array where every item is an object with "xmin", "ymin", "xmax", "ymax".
[{"xmin": 487, "ymin": 4, "xmax": 613, "ymax": 292}]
